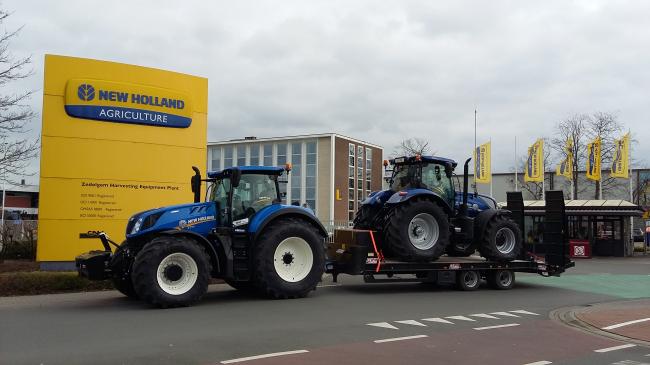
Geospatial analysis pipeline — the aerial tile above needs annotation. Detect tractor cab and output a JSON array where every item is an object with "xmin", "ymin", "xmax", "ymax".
[{"xmin": 388, "ymin": 155, "xmax": 457, "ymax": 209}]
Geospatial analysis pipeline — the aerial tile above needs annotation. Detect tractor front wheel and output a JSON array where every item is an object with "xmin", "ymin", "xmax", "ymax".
[
  {"xmin": 109, "ymin": 242, "xmax": 138, "ymax": 299},
  {"xmin": 253, "ymin": 218, "xmax": 325, "ymax": 299},
  {"xmin": 131, "ymin": 236, "xmax": 211, "ymax": 308}
]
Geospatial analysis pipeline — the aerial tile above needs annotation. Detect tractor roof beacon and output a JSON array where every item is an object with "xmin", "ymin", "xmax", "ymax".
[{"xmin": 76, "ymin": 165, "xmax": 327, "ymax": 307}]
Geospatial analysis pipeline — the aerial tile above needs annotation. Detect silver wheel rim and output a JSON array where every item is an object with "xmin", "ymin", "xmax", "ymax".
[
  {"xmin": 273, "ymin": 237, "xmax": 314, "ymax": 283},
  {"xmin": 498, "ymin": 271, "xmax": 513, "ymax": 287},
  {"xmin": 408, "ymin": 213, "xmax": 439, "ymax": 250},
  {"xmin": 156, "ymin": 252, "xmax": 199, "ymax": 295},
  {"xmin": 463, "ymin": 271, "xmax": 479, "ymax": 288},
  {"xmin": 495, "ymin": 227, "xmax": 516, "ymax": 254}
]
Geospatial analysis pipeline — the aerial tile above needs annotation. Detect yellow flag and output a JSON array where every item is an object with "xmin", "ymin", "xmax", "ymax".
[
  {"xmin": 474, "ymin": 141, "xmax": 491, "ymax": 184},
  {"xmin": 611, "ymin": 133, "xmax": 630, "ymax": 178},
  {"xmin": 524, "ymin": 139, "xmax": 543, "ymax": 182},
  {"xmin": 586, "ymin": 136, "xmax": 601, "ymax": 181},
  {"xmin": 556, "ymin": 139, "xmax": 573, "ymax": 180}
]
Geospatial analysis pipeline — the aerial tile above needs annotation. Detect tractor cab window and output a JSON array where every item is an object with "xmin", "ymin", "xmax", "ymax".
[
  {"xmin": 231, "ymin": 174, "xmax": 279, "ymax": 221},
  {"xmin": 210, "ymin": 178, "xmax": 231, "ymax": 221},
  {"xmin": 421, "ymin": 163, "xmax": 454, "ymax": 203},
  {"xmin": 390, "ymin": 164, "xmax": 420, "ymax": 191}
]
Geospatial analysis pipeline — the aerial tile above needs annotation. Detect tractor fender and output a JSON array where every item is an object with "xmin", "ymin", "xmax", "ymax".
[
  {"xmin": 158, "ymin": 230, "xmax": 221, "ymax": 274},
  {"xmin": 473, "ymin": 209, "xmax": 512, "ymax": 242},
  {"xmin": 386, "ymin": 189, "xmax": 453, "ymax": 213},
  {"xmin": 251, "ymin": 206, "xmax": 327, "ymax": 243}
]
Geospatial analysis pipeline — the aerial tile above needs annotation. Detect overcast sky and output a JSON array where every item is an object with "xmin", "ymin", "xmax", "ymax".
[{"xmin": 4, "ymin": 0, "xmax": 650, "ymax": 184}]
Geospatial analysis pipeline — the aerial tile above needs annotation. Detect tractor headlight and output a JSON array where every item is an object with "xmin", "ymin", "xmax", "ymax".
[{"xmin": 131, "ymin": 217, "xmax": 144, "ymax": 234}]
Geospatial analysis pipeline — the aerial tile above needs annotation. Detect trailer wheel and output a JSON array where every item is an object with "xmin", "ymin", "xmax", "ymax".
[
  {"xmin": 109, "ymin": 243, "xmax": 138, "ymax": 299},
  {"xmin": 478, "ymin": 215, "xmax": 523, "ymax": 261},
  {"xmin": 131, "ymin": 236, "xmax": 211, "ymax": 308},
  {"xmin": 487, "ymin": 270, "xmax": 515, "ymax": 290},
  {"xmin": 385, "ymin": 199, "xmax": 450, "ymax": 261},
  {"xmin": 253, "ymin": 218, "xmax": 325, "ymax": 299},
  {"xmin": 456, "ymin": 270, "xmax": 480, "ymax": 291}
]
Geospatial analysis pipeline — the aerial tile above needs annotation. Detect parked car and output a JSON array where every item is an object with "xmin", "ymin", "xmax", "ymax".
[{"xmin": 633, "ymin": 228, "xmax": 645, "ymax": 242}]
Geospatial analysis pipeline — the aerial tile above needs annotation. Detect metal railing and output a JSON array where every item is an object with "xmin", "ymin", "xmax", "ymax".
[{"xmin": 321, "ymin": 220, "xmax": 353, "ymax": 244}]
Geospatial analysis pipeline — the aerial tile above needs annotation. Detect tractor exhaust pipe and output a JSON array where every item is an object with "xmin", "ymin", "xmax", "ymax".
[
  {"xmin": 191, "ymin": 166, "xmax": 201, "ymax": 203},
  {"xmin": 460, "ymin": 158, "xmax": 471, "ymax": 216}
]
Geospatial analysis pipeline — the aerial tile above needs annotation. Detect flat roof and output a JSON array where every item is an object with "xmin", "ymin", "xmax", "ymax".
[
  {"xmin": 208, "ymin": 133, "xmax": 383, "ymax": 150},
  {"xmin": 499, "ymin": 199, "xmax": 644, "ymax": 216}
]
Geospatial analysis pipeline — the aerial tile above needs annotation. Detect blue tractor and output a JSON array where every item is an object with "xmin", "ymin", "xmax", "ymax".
[
  {"xmin": 353, "ymin": 155, "xmax": 522, "ymax": 262},
  {"xmin": 76, "ymin": 166, "xmax": 327, "ymax": 307}
]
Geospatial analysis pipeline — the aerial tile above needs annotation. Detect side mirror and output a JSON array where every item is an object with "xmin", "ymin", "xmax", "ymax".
[
  {"xmin": 231, "ymin": 167, "xmax": 242, "ymax": 188},
  {"xmin": 191, "ymin": 166, "xmax": 201, "ymax": 203},
  {"xmin": 444, "ymin": 163, "xmax": 453, "ymax": 178}
]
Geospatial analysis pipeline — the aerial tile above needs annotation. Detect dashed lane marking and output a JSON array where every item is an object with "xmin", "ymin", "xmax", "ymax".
[
  {"xmin": 445, "ymin": 315, "xmax": 476, "ymax": 322},
  {"xmin": 491, "ymin": 311, "xmax": 521, "ymax": 317},
  {"xmin": 367, "ymin": 322, "xmax": 399, "ymax": 330},
  {"xmin": 510, "ymin": 309, "xmax": 540, "ymax": 316},
  {"xmin": 602, "ymin": 318, "xmax": 650, "ymax": 330},
  {"xmin": 220, "ymin": 350, "xmax": 309, "ymax": 364},
  {"xmin": 421, "ymin": 317, "xmax": 454, "ymax": 324},
  {"xmin": 374, "ymin": 335, "xmax": 428, "ymax": 343},
  {"xmin": 395, "ymin": 320, "xmax": 427, "ymax": 327},
  {"xmin": 594, "ymin": 344, "xmax": 637, "ymax": 353},
  {"xmin": 470, "ymin": 313, "xmax": 500, "ymax": 319},
  {"xmin": 523, "ymin": 361, "xmax": 552, "ymax": 365},
  {"xmin": 473, "ymin": 323, "xmax": 520, "ymax": 331}
]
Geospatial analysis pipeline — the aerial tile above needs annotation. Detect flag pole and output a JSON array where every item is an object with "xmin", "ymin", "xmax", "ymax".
[
  {"xmin": 628, "ymin": 131, "xmax": 634, "ymax": 245},
  {"xmin": 514, "ymin": 136, "xmax": 518, "ymax": 192},
  {"xmin": 474, "ymin": 108, "xmax": 477, "ymax": 194},
  {"xmin": 542, "ymin": 139, "xmax": 545, "ymax": 201}
]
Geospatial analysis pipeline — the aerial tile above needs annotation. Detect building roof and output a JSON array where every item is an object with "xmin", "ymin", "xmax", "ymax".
[
  {"xmin": 500, "ymin": 199, "xmax": 645, "ymax": 216},
  {"xmin": 207, "ymin": 133, "xmax": 383, "ymax": 150}
]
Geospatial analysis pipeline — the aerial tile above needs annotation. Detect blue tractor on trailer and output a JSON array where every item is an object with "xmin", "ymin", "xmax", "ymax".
[
  {"xmin": 353, "ymin": 155, "xmax": 523, "ymax": 262},
  {"xmin": 76, "ymin": 165, "xmax": 327, "ymax": 307}
]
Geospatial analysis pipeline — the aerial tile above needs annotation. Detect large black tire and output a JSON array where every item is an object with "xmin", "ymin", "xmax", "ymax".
[
  {"xmin": 110, "ymin": 243, "xmax": 138, "ymax": 299},
  {"xmin": 253, "ymin": 217, "xmax": 325, "ymax": 299},
  {"xmin": 385, "ymin": 199, "xmax": 450, "ymax": 261},
  {"xmin": 131, "ymin": 236, "xmax": 211, "ymax": 308},
  {"xmin": 456, "ymin": 270, "xmax": 481, "ymax": 291},
  {"xmin": 487, "ymin": 270, "xmax": 515, "ymax": 290},
  {"xmin": 445, "ymin": 241, "xmax": 476, "ymax": 257},
  {"xmin": 478, "ymin": 215, "xmax": 523, "ymax": 261}
]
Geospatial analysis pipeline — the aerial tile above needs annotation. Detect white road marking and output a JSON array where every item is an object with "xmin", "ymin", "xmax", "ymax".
[
  {"xmin": 523, "ymin": 361, "xmax": 552, "ymax": 365},
  {"xmin": 395, "ymin": 320, "xmax": 427, "ymax": 327},
  {"xmin": 491, "ymin": 311, "xmax": 521, "ymax": 317},
  {"xmin": 602, "ymin": 317, "xmax": 650, "ymax": 330},
  {"xmin": 611, "ymin": 360, "xmax": 649, "ymax": 365},
  {"xmin": 470, "ymin": 313, "xmax": 500, "ymax": 319},
  {"xmin": 510, "ymin": 309, "xmax": 540, "ymax": 316},
  {"xmin": 594, "ymin": 344, "xmax": 637, "ymax": 353},
  {"xmin": 220, "ymin": 350, "xmax": 309, "ymax": 364},
  {"xmin": 473, "ymin": 323, "xmax": 520, "ymax": 331},
  {"xmin": 422, "ymin": 317, "xmax": 454, "ymax": 324},
  {"xmin": 374, "ymin": 334, "xmax": 428, "ymax": 343},
  {"xmin": 367, "ymin": 322, "xmax": 399, "ymax": 330},
  {"xmin": 446, "ymin": 315, "xmax": 476, "ymax": 322}
]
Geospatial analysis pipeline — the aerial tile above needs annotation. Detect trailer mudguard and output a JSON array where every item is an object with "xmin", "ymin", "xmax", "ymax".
[
  {"xmin": 473, "ymin": 209, "xmax": 513, "ymax": 242},
  {"xmin": 250, "ymin": 206, "xmax": 327, "ymax": 242},
  {"xmin": 385, "ymin": 188, "xmax": 453, "ymax": 213}
]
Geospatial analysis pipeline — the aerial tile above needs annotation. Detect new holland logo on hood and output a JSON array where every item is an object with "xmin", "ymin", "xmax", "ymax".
[{"xmin": 64, "ymin": 79, "xmax": 193, "ymax": 128}]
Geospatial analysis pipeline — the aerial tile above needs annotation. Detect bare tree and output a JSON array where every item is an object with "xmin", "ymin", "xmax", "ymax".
[
  {"xmin": 550, "ymin": 114, "xmax": 589, "ymax": 199},
  {"xmin": 391, "ymin": 138, "xmax": 432, "ymax": 157},
  {"xmin": 586, "ymin": 112, "xmax": 624, "ymax": 199},
  {"xmin": 0, "ymin": 9, "xmax": 38, "ymax": 184}
]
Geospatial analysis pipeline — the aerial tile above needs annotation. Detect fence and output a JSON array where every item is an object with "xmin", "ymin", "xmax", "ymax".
[{"xmin": 321, "ymin": 220, "xmax": 353, "ymax": 244}]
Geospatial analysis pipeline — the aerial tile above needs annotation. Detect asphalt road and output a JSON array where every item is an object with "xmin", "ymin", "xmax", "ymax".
[{"xmin": 1, "ymin": 256, "xmax": 649, "ymax": 365}]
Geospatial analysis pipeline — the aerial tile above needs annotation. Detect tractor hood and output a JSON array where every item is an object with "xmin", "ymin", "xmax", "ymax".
[
  {"xmin": 360, "ymin": 189, "xmax": 396, "ymax": 207},
  {"xmin": 126, "ymin": 201, "xmax": 216, "ymax": 239}
]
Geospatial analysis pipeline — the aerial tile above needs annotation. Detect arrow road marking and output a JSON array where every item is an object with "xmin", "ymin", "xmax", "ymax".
[
  {"xmin": 422, "ymin": 317, "xmax": 454, "ymax": 324},
  {"xmin": 470, "ymin": 313, "xmax": 500, "ymax": 319},
  {"xmin": 367, "ymin": 322, "xmax": 399, "ymax": 330},
  {"xmin": 510, "ymin": 309, "xmax": 540, "ymax": 316},
  {"xmin": 446, "ymin": 315, "xmax": 476, "ymax": 322},
  {"xmin": 395, "ymin": 320, "xmax": 427, "ymax": 327},
  {"xmin": 491, "ymin": 311, "xmax": 521, "ymax": 317}
]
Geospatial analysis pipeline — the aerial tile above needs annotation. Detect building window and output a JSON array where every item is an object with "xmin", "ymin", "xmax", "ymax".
[
  {"xmin": 291, "ymin": 142, "xmax": 302, "ymax": 204},
  {"xmin": 348, "ymin": 143, "xmax": 356, "ymax": 219},
  {"xmin": 277, "ymin": 143, "xmax": 287, "ymax": 166},
  {"xmin": 224, "ymin": 146, "xmax": 233, "ymax": 168},
  {"xmin": 250, "ymin": 145, "xmax": 259, "ymax": 165},
  {"xmin": 237, "ymin": 145, "xmax": 246, "ymax": 166},
  {"xmin": 263, "ymin": 144, "xmax": 273, "ymax": 166},
  {"xmin": 366, "ymin": 147, "xmax": 372, "ymax": 191},
  {"xmin": 305, "ymin": 141, "xmax": 316, "ymax": 212},
  {"xmin": 211, "ymin": 147, "xmax": 221, "ymax": 171}
]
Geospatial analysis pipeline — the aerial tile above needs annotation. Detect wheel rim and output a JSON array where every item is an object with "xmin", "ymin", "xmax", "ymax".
[
  {"xmin": 156, "ymin": 252, "xmax": 199, "ymax": 295},
  {"xmin": 273, "ymin": 237, "xmax": 314, "ymax": 283},
  {"xmin": 495, "ymin": 227, "xmax": 516, "ymax": 254},
  {"xmin": 463, "ymin": 271, "xmax": 479, "ymax": 288},
  {"xmin": 498, "ymin": 271, "xmax": 513, "ymax": 287},
  {"xmin": 408, "ymin": 213, "xmax": 439, "ymax": 250}
]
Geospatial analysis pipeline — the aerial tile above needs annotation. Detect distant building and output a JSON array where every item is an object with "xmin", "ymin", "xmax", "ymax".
[
  {"xmin": 1, "ymin": 182, "xmax": 39, "ymax": 220},
  {"xmin": 207, "ymin": 134, "xmax": 384, "ymax": 223}
]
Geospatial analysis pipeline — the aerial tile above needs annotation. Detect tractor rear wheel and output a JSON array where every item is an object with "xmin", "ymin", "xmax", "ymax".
[
  {"xmin": 131, "ymin": 236, "xmax": 211, "ymax": 308},
  {"xmin": 478, "ymin": 215, "xmax": 523, "ymax": 261},
  {"xmin": 385, "ymin": 199, "xmax": 450, "ymax": 261},
  {"xmin": 109, "ymin": 242, "xmax": 138, "ymax": 299},
  {"xmin": 253, "ymin": 218, "xmax": 325, "ymax": 299}
]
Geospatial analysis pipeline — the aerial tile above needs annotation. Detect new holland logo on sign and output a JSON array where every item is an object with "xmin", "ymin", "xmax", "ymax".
[{"xmin": 64, "ymin": 79, "xmax": 193, "ymax": 128}]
